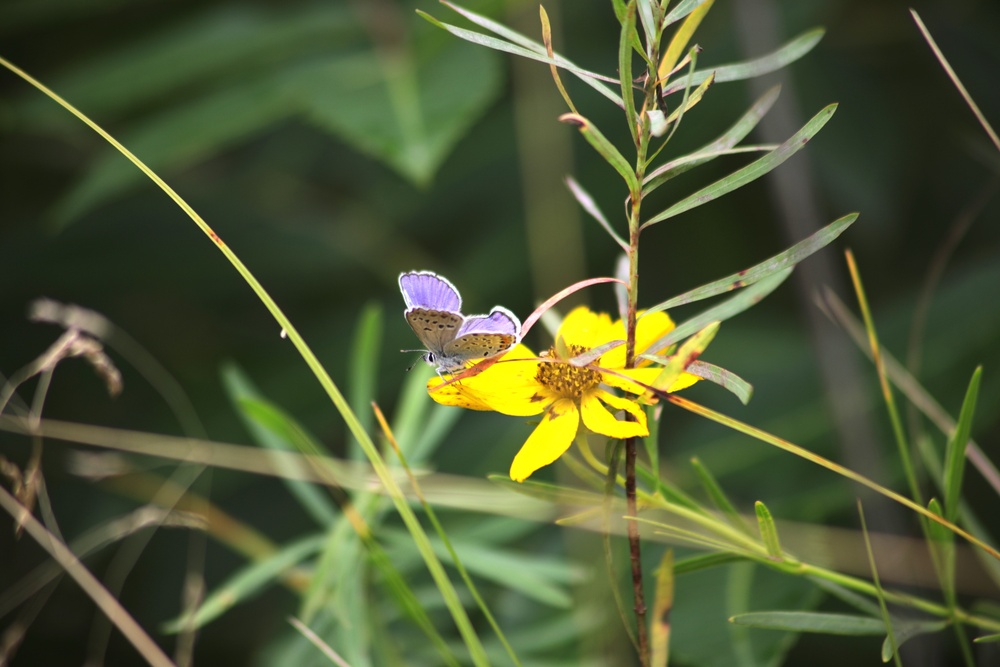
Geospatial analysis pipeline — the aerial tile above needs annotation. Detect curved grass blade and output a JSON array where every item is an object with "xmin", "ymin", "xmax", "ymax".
[
  {"xmin": 643, "ymin": 268, "xmax": 792, "ymax": 354},
  {"xmin": 645, "ymin": 212, "xmax": 857, "ymax": 314},
  {"xmin": 686, "ymin": 360, "xmax": 754, "ymax": 405},
  {"xmin": 858, "ymin": 501, "xmax": 902, "ymax": 667},
  {"xmin": 642, "ymin": 104, "xmax": 837, "ymax": 229},
  {"xmin": 643, "ymin": 84, "xmax": 780, "ymax": 194},
  {"xmin": 560, "ymin": 113, "xmax": 638, "ymax": 193},
  {"xmin": 539, "ymin": 4, "xmax": 577, "ymax": 114},
  {"xmin": 944, "ymin": 367, "xmax": 982, "ymax": 522},
  {"xmin": 663, "ymin": 28, "xmax": 825, "ymax": 94}
]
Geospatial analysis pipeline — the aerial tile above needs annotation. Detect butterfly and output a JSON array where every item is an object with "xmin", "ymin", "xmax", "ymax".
[{"xmin": 399, "ymin": 271, "xmax": 521, "ymax": 374}]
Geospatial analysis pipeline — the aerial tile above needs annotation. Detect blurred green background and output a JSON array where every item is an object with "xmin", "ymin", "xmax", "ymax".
[{"xmin": 2, "ymin": 0, "xmax": 999, "ymax": 665}]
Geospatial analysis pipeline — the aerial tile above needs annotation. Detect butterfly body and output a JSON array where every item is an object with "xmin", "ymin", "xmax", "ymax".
[{"xmin": 399, "ymin": 271, "xmax": 520, "ymax": 374}]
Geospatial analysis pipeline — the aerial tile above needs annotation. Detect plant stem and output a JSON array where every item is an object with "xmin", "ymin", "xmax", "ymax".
[{"xmin": 623, "ymin": 56, "xmax": 656, "ymax": 666}]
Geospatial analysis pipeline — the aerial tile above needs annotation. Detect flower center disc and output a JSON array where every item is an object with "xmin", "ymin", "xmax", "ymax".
[{"xmin": 535, "ymin": 345, "xmax": 602, "ymax": 399}]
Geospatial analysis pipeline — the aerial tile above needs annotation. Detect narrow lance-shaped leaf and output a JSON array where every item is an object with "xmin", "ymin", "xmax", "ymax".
[
  {"xmin": 425, "ymin": 4, "xmax": 623, "ymax": 107},
  {"xmin": 686, "ymin": 360, "xmax": 754, "ymax": 405},
  {"xmin": 650, "ymin": 549, "xmax": 674, "ymax": 667},
  {"xmin": 635, "ymin": 0, "xmax": 659, "ymax": 63},
  {"xmin": 730, "ymin": 611, "xmax": 887, "ymax": 636},
  {"xmin": 658, "ymin": 0, "xmax": 715, "ymax": 79},
  {"xmin": 619, "ymin": 1, "xmax": 639, "ymax": 147},
  {"xmin": 663, "ymin": 0, "xmax": 715, "ymax": 27},
  {"xmin": 755, "ymin": 500, "xmax": 783, "ymax": 560},
  {"xmin": 560, "ymin": 113, "xmax": 639, "ymax": 193},
  {"xmin": 663, "ymin": 28, "xmax": 825, "ymax": 94},
  {"xmin": 645, "ymin": 213, "xmax": 858, "ymax": 314},
  {"xmin": 643, "ymin": 84, "xmax": 781, "ymax": 194},
  {"xmin": 642, "ymin": 104, "xmax": 837, "ymax": 228},
  {"xmin": 566, "ymin": 176, "xmax": 628, "ymax": 250},
  {"xmin": 644, "ymin": 267, "xmax": 792, "ymax": 354},
  {"xmin": 943, "ymin": 366, "xmax": 982, "ymax": 522},
  {"xmin": 690, "ymin": 457, "xmax": 753, "ymax": 534}
]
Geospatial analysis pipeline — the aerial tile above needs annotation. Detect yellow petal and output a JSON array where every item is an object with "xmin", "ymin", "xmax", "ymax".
[
  {"xmin": 509, "ymin": 398, "xmax": 579, "ymax": 482},
  {"xmin": 580, "ymin": 390, "xmax": 647, "ymax": 439},
  {"xmin": 558, "ymin": 307, "xmax": 615, "ymax": 350},
  {"xmin": 601, "ymin": 310, "xmax": 676, "ymax": 368},
  {"xmin": 601, "ymin": 367, "xmax": 663, "ymax": 395},
  {"xmin": 667, "ymin": 371, "xmax": 701, "ymax": 392},
  {"xmin": 428, "ymin": 344, "xmax": 548, "ymax": 417}
]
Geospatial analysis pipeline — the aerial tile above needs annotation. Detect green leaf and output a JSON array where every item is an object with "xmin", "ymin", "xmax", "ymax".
[
  {"xmin": 673, "ymin": 552, "xmax": 745, "ymax": 575},
  {"xmin": 347, "ymin": 303, "xmax": 382, "ymax": 460},
  {"xmin": 619, "ymin": 1, "xmax": 639, "ymax": 147},
  {"xmin": 645, "ymin": 213, "xmax": 857, "ymax": 313},
  {"xmin": 421, "ymin": 5, "xmax": 623, "ymax": 107},
  {"xmin": 487, "ymin": 474, "xmax": 606, "ymax": 506},
  {"xmin": 566, "ymin": 176, "xmax": 628, "ymax": 249},
  {"xmin": 663, "ymin": 28, "xmax": 825, "ymax": 94},
  {"xmin": 643, "ymin": 84, "xmax": 780, "ymax": 194},
  {"xmin": 296, "ymin": 42, "xmax": 503, "ymax": 187},
  {"xmin": 221, "ymin": 364, "xmax": 338, "ymax": 526},
  {"xmin": 691, "ymin": 457, "xmax": 752, "ymax": 534},
  {"xmin": 642, "ymin": 104, "xmax": 837, "ymax": 228},
  {"xmin": 560, "ymin": 113, "xmax": 639, "ymax": 193},
  {"xmin": 686, "ymin": 361, "xmax": 754, "ymax": 405},
  {"xmin": 943, "ymin": 366, "xmax": 982, "ymax": 522},
  {"xmin": 754, "ymin": 500, "xmax": 783, "ymax": 560},
  {"xmin": 730, "ymin": 611, "xmax": 886, "ymax": 635},
  {"xmin": 643, "ymin": 267, "xmax": 793, "ymax": 353},
  {"xmin": 164, "ymin": 534, "xmax": 325, "ymax": 632},
  {"xmin": 663, "ymin": 0, "xmax": 715, "ymax": 27}
]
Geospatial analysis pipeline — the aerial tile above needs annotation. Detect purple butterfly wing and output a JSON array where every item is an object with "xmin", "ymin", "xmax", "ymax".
[
  {"xmin": 399, "ymin": 272, "xmax": 461, "ymax": 312},
  {"xmin": 457, "ymin": 307, "xmax": 521, "ymax": 337}
]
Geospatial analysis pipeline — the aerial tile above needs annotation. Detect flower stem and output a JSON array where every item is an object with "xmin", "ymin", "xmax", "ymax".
[{"xmin": 623, "ymin": 57, "xmax": 656, "ymax": 667}]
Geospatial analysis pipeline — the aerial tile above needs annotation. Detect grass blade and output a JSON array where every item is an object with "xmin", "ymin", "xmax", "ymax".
[
  {"xmin": 645, "ymin": 213, "xmax": 856, "ymax": 313},
  {"xmin": 642, "ymin": 104, "xmax": 837, "ymax": 228},
  {"xmin": 943, "ymin": 367, "xmax": 982, "ymax": 522},
  {"xmin": 858, "ymin": 501, "xmax": 902, "ymax": 667},
  {"xmin": 347, "ymin": 303, "xmax": 382, "ymax": 459}
]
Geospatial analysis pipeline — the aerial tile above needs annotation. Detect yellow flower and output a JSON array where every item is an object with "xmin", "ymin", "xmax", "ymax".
[{"xmin": 428, "ymin": 306, "xmax": 700, "ymax": 482}]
